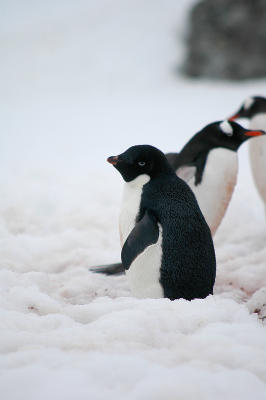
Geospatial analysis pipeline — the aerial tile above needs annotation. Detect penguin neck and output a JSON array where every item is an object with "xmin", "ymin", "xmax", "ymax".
[
  {"xmin": 150, "ymin": 159, "xmax": 176, "ymax": 179},
  {"xmin": 125, "ymin": 168, "xmax": 175, "ymax": 188},
  {"xmin": 125, "ymin": 174, "xmax": 150, "ymax": 189}
]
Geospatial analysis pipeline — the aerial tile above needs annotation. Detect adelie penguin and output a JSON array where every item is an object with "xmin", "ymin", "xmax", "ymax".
[
  {"xmin": 106, "ymin": 144, "xmax": 216, "ymax": 300},
  {"xmin": 229, "ymin": 96, "xmax": 266, "ymax": 212},
  {"xmin": 91, "ymin": 120, "xmax": 265, "ymax": 276}
]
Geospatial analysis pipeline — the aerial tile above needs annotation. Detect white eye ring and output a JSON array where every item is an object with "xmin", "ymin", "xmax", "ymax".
[{"xmin": 138, "ymin": 161, "xmax": 146, "ymax": 167}]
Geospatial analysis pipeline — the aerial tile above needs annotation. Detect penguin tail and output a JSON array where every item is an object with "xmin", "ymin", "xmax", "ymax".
[{"xmin": 89, "ymin": 262, "xmax": 125, "ymax": 275}]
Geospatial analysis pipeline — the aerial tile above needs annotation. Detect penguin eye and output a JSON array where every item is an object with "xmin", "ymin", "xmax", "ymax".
[{"xmin": 138, "ymin": 161, "xmax": 146, "ymax": 167}]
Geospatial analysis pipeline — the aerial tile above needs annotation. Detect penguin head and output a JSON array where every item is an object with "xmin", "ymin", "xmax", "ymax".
[
  {"xmin": 107, "ymin": 145, "xmax": 172, "ymax": 182},
  {"xmin": 194, "ymin": 120, "xmax": 265, "ymax": 152},
  {"xmin": 229, "ymin": 96, "xmax": 266, "ymax": 120}
]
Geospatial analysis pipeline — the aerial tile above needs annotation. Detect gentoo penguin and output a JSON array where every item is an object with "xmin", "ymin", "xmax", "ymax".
[
  {"xmin": 91, "ymin": 121, "xmax": 265, "ymax": 276},
  {"xmin": 106, "ymin": 144, "xmax": 216, "ymax": 300},
  {"xmin": 229, "ymin": 96, "xmax": 266, "ymax": 209},
  {"xmin": 166, "ymin": 120, "xmax": 265, "ymax": 235}
]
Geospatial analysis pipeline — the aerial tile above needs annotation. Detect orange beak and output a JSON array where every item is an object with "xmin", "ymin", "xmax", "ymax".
[{"xmin": 244, "ymin": 130, "xmax": 265, "ymax": 137}]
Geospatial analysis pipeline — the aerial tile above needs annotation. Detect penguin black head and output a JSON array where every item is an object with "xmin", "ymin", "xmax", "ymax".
[
  {"xmin": 229, "ymin": 96, "xmax": 266, "ymax": 120},
  {"xmin": 107, "ymin": 145, "xmax": 173, "ymax": 182},
  {"xmin": 189, "ymin": 120, "xmax": 265, "ymax": 153}
]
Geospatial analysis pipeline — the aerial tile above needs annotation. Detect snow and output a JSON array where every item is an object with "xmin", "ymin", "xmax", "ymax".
[{"xmin": 1, "ymin": 0, "xmax": 266, "ymax": 399}]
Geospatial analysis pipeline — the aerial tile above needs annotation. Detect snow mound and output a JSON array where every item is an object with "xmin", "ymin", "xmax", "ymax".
[{"xmin": 0, "ymin": 171, "xmax": 266, "ymax": 399}]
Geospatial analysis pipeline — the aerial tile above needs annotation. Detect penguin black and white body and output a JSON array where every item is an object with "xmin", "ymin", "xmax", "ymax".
[
  {"xmin": 166, "ymin": 120, "xmax": 265, "ymax": 235},
  {"xmin": 91, "ymin": 121, "xmax": 265, "ymax": 276},
  {"xmin": 107, "ymin": 145, "xmax": 216, "ymax": 300},
  {"xmin": 229, "ymin": 96, "xmax": 266, "ymax": 209}
]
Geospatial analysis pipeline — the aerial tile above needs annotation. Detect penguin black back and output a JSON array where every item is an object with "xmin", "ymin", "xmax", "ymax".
[
  {"xmin": 140, "ymin": 169, "xmax": 216, "ymax": 300},
  {"xmin": 108, "ymin": 145, "xmax": 216, "ymax": 300}
]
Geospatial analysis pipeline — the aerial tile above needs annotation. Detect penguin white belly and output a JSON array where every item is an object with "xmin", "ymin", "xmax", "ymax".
[
  {"xmin": 249, "ymin": 114, "xmax": 266, "ymax": 205},
  {"xmin": 187, "ymin": 148, "xmax": 238, "ymax": 235},
  {"xmin": 119, "ymin": 174, "xmax": 150, "ymax": 245},
  {"xmin": 126, "ymin": 227, "xmax": 164, "ymax": 299},
  {"xmin": 119, "ymin": 174, "xmax": 164, "ymax": 299}
]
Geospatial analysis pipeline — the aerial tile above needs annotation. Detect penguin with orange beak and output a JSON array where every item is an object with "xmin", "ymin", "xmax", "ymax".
[
  {"xmin": 92, "ymin": 120, "xmax": 265, "ymax": 276},
  {"xmin": 229, "ymin": 96, "xmax": 266, "ymax": 211}
]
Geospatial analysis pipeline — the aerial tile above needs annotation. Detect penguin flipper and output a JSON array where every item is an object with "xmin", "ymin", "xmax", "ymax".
[
  {"xmin": 165, "ymin": 152, "xmax": 180, "ymax": 170},
  {"xmin": 121, "ymin": 210, "xmax": 159, "ymax": 270},
  {"xmin": 90, "ymin": 263, "xmax": 125, "ymax": 275},
  {"xmin": 194, "ymin": 152, "xmax": 208, "ymax": 185}
]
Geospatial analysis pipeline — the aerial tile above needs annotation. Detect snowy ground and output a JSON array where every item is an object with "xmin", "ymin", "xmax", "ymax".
[{"xmin": 1, "ymin": 1, "xmax": 266, "ymax": 399}]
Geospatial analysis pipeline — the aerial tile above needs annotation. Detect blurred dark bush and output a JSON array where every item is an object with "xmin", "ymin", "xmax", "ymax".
[{"xmin": 183, "ymin": 0, "xmax": 266, "ymax": 80}]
